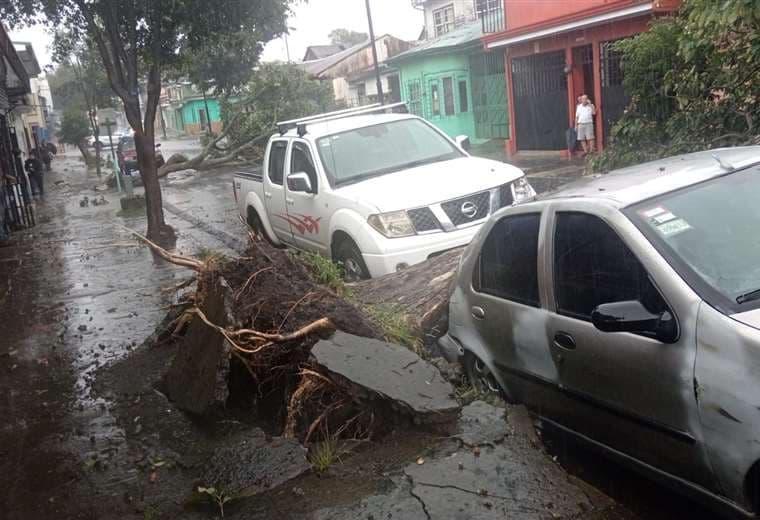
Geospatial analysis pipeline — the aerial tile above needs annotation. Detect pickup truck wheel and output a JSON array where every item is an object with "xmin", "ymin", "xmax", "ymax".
[
  {"xmin": 334, "ymin": 240, "xmax": 370, "ymax": 282},
  {"xmin": 247, "ymin": 208, "xmax": 280, "ymax": 248}
]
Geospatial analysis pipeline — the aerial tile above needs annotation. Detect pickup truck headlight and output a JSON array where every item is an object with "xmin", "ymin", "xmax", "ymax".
[
  {"xmin": 512, "ymin": 176, "xmax": 536, "ymax": 203},
  {"xmin": 368, "ymin": 211, "xmax": 415, "ymax": 238}
]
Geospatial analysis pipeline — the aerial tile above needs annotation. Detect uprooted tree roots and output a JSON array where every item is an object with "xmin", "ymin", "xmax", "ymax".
[{"xmin": 125, "ymin": 227, "xmax": 380, "ymax": 444}]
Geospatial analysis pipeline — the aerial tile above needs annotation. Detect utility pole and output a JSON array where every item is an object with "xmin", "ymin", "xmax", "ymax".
[
  {"xmin": 364, "ymin": 0, "xmax": 384, "ymax": 104},
  {"xmin": 201, "ymin": 89, "xmax": 213, "ymax": 134}
]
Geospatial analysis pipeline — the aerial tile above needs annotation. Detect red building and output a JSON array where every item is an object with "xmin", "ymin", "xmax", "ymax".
[{"xmin": 482, "ymin": 0, "xmax": 680, "ymax": 155}]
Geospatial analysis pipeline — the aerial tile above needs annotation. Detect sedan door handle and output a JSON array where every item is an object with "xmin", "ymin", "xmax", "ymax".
[
  {"xmin": 471, "ymin": 306, "xmax": 485, "ymax": 320},
  {"xmin": 553, "ymin": 331, "xmax": 576, "ymax": 350}
]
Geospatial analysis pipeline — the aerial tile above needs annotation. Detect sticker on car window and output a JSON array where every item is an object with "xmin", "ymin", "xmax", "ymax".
[
  {"xmin": 641, "ymin": 207, "xmax": 666, "ymax": 218},
  {"xmin": 652, "ymin": 211, "xmax": 677, "ymax": 224},
  {"xmin": 656, "ymin": 218, "xmax": 692, "ymax": 237}
]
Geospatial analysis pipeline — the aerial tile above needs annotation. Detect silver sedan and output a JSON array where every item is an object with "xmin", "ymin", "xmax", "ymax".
[{"xmin": 439, "ymin": 146, "xmax": 760, "ymax": 518}]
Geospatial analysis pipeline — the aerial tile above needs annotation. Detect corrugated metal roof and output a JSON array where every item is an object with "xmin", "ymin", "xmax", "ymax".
[
  {"xmin": 388, "ymin": 22, "xmax": 483, "ymax": 62},
  {"xmin": 297, "ymin": 39, "xmax": 373, "ymax": 77},
  {"xmin": 303, "ymin": 44, "xmax": 345, "ymax": 61}
]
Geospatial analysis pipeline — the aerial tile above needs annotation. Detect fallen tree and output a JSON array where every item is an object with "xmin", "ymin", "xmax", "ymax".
[{"xmin": 157, "ymin": 63, "xmax": 336, "ymax": 178}]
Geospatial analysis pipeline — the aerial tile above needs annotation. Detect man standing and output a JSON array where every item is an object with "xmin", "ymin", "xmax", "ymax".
[
  {"xmin": 24, "ymin": 150, "xmax": 44, "ymax": 199},
  {"xmin": 575, "ymin": 94, "xmax": 596, "ymax": 156}
]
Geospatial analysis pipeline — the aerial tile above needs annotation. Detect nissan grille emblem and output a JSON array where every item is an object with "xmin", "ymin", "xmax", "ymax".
[{"xmin": 460, "ymin": 201, "xmax": 478, "ymax": 219}]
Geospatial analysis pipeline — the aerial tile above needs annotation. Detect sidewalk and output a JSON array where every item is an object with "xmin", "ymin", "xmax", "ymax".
[{"xmin": 0, "ymin": 153, "xmax": 239, "ymax": 519}]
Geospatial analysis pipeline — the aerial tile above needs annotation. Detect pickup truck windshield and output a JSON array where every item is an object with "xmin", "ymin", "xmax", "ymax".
[
  {"xmin": 627, "ymin": 165, "xmax": 760, "ymax": 313},
  {"xmin": 316, "ymin": 119, "xmax": 464, "ymax": 186}
]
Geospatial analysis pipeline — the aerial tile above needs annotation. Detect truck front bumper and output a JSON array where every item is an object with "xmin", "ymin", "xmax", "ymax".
[{"xmin": 361, "ymin": 224, "xmax": 479, "ymax": 278}]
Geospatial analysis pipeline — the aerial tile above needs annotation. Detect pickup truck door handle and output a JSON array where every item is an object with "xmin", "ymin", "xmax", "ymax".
[
  {"xmin": 285, "ymin": 197, "xmax": 294, "ymax": 205},
  {"xmin": 553, "ymin": 331, "xmax": 576, "ymax": 351},
  {"xmin": 264, "ymin": 191, "xmax": 272, "ymax": 199},
  {"xmin": 471, "ymin": 306, "xmax": 485, "ymax": 320}
]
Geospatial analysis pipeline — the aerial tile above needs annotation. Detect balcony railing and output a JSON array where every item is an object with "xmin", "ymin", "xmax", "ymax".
[{"xmin": 480, "ymin": 6, "xmax": 505, "ymax": 34}]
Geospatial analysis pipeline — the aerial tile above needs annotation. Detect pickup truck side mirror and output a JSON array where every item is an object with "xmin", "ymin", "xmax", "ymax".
[
  {"xmin": 455, "ymin": 135, "xmax": 471, "ymax": 151},
  {"xmin": 287, "ymin": 172, "xmax": 314, "ymax": 194},
  {"xmin": 591, "ymin": 300, "xmax": 678, "ymax": 343}
]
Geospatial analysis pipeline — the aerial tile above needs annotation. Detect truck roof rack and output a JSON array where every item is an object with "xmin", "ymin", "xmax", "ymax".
[{"xmin": 277, "ymin": 102, "xmax": 408, "ymax": 136}]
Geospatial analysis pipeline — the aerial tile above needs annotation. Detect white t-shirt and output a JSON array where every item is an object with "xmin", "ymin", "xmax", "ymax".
[{"xmin": 576, "ymin": 104, "xmax": 594, "ymax": 124}]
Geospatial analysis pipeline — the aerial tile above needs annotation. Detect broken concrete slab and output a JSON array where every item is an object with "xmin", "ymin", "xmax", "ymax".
[
  {"xmin": 311, "ymin": 331, "xmax": 460, "ymax": 430},
  {"xmin": 163, "ymin": 274, "xmax": 236, "ymax": 415},
  {"xmin": 202, "ymin": 428, "xmax": 309, "ymax": 497},
  {"xmin": 311, "ymin": 477, "xmax": 426, "ymax": 520},
  {"xmin": 455, "ymin": 400, "xmax": 508, "ymax": 446},
  {"xmin": 404, "ymin": 442, "xmax": 594, "ymax": 519}
]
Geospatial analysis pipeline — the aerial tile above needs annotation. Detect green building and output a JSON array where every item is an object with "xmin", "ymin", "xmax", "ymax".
[
  {"xmin": 161, "ymin": 82, "xmax": 223, "ymax": 136},
  {"xmin": 388, "ymin": 21, "xmax": 509, "ymax": 145}
]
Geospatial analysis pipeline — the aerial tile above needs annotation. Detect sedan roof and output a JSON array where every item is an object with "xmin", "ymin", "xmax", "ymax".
[{"xmin": 539, "ymin": 146, "xmax": 760, "ymax": 207}]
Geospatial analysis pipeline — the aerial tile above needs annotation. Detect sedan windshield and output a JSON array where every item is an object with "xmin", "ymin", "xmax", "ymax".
[
  {"xmin": 627, "ymin": 165, "xmax": 760, "ymax": 312},
  {"xmin": 316, "ymin": 119, "xmax": 464, "ymax": 186}
]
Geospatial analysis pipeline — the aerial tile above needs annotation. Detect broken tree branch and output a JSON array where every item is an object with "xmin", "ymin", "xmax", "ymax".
[{"xmin": 119, "ymin": 225, "xmax": 205, "ymax": 271}]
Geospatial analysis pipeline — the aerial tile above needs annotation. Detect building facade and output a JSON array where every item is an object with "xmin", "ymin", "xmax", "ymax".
[
  {"xmin": 390, "ymin": 0, "xmax": 508, "ymax": 144},
  {"xmin": 1, "ymin": 26, "xmax": 36, "ymax": 238},
  {"xmin": 160, "ymin": 82, "xmax": 223, "ymax": 137},
  {"xmin": 299, "ymin": 35, "xmax": 410, "ymax": 107},
  {"xmin": 482, "ymin": 0, "xmax": 680, "ymax": 155}
]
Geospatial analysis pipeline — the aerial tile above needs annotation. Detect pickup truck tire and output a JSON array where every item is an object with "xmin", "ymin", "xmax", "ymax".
[
  {"xmin": 334, "ymin": 238, "xmax": 370, "ymax": 282},
  {"xmin": 247, "ymin": 207, "xmax": 280, "ymax": 248}
]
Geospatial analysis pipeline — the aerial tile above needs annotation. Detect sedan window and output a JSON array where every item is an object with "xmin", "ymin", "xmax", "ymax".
[
  {"xmin": 554, "ymin": 212, "xmax": 667, "ymax": 320},
  {"xmin": 475, "ymin": 213, "xmax": 541, "ymax": 307}
]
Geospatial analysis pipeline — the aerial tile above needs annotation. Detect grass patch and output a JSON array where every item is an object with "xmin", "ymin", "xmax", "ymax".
[
  {"xmin": 363, "ymin": 303, "xmax": 423, "ymax": 355},
  {"xmin": 308, "ymin": 431, "xmax": 348, "ymax": 473},
  {"xmin": 296, "ymin": 251, "xmax": 346, "ymax": 295}
]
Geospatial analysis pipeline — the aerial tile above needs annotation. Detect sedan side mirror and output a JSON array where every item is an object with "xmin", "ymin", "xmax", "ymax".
[
  {"xmin": 455, "ymin": 135, "xmax": 471, "ymax": 151},
  {"xmin": 287, "ymin": 172, "xmax": 314, "ymax": 194},
  {"xmin": 591, "ymin": 300, "xmax": 678, "ymax": 343}
]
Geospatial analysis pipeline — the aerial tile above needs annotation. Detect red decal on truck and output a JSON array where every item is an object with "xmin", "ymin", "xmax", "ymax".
[{"xmin": 275, "ymin": 214, "xmax": 322, "ymax": 235}]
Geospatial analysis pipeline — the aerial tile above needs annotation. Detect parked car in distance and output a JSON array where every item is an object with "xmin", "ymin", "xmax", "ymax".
[
  {"xmin": 233, "ymin": 103, "xmax": 534, "ymax": 280},
  {"xmin": 439, "ymin": 146, "xmax": 760, "ymax": 517},
  {"xmin": 117, "ymin": 135, "xmax": 138, "ymax": 175}
]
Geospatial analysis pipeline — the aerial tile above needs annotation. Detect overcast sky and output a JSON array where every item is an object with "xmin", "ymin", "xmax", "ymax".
[{"xmin": 8, "ymin": 0, "xmax": 424, "ymax": 71}]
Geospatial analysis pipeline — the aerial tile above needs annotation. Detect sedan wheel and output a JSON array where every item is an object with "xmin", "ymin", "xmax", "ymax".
[{"xmin": 464, "ymin": 353, "xmax": 502, "ymax": 395}]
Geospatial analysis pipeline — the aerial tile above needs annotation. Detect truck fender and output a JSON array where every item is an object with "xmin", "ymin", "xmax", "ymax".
[
  {"xmin": 244, "ymin": 191, "xmax": 282, "ymax": 247},
  {"xmin": 328, "ymin": 208, "xmax": 378, "ymax": 258}
]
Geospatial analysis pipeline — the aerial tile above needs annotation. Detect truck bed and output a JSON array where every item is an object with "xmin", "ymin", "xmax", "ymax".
[{"xmin": 234, "ymin": 167, "xmax": 263, "ymax": 182}]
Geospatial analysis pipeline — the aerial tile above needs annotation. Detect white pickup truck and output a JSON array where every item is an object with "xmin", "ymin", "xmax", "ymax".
[{"xmin": 233, "ymin": 104, "xmax": 533, "ymax": 280}]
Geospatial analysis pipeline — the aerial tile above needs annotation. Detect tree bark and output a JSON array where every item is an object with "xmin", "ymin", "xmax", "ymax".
[
  {"xmin": 350, "ymin": 248, "xmax": 464, "ymax": 343},
  {"xmin": 76, "ymin": 141, "xmax": 94, "ymax": 163}
]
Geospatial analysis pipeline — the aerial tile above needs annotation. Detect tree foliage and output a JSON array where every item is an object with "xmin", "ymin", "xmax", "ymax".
[
  {"xmin": 1, "ymin": 0, "xmax": 293, "ymax": 239},
  {"xmin": 590, "ymin": 0, "xmax": 760, "ymax": 172},
  {"xmin": 329, "ymin": 28, "xmax": 368, "ymax": 47},
  {"xmin": 58, "ymin": 109, "xmax": 91, "ymax": 159},
  {"xmin": 221, "ymin": 62, "xmax": 336, "ymax": 152}
]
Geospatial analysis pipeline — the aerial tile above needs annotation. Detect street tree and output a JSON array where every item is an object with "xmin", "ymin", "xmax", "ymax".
[
  {"xmin": 58, "ymin": 109, "xmax": 92, "ymax": 161},
  {"xmin": 158, "ymin": 62, "xmax": 335, "ymax": 178},
  {"xmin": 1, "ymin": 0, "xmax": 293, "ymax": 240},
  {"xmin": 48, "ymin": 41, "xmax": 115, "ymax": 176},
  {"xmin": 328, "ymin": 28, "xmax": 368, "ymax": 47}
]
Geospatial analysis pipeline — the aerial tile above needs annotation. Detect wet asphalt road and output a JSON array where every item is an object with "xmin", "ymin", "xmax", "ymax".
[{"xmin": 0, "ymin": 145, "xmax": 725, "ymax": 519}]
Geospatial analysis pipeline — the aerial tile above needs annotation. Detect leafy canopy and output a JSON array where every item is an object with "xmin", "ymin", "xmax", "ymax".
[
  {"xmin": 58, "ymin": 109, "xmax": 91, "ymax": 145},
  {"xmin": 590, "ymin": 0, "xmax": 760, "ymax": 172},
  {"xmin": 329, "ymin": 28, "xmax": 368, "ymax": 47},
  {"xmin": 221, "ymin": 62, "xmax": 336, "ymax": 151}
]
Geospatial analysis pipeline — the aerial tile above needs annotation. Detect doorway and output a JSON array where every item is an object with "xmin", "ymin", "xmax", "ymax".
[
  {"xmin": 572, "ymin": 44, "xmax": 595, "ymax": 106},
  {"xmin": 511, "ymin": 50, "xmax": 568, "ymax": 150}
]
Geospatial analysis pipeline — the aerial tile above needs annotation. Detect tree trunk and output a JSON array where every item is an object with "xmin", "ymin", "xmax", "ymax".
[
  {"xmin": 76, "ymin": 141, "xmax": 93, "ymax": 164},
  {"xmin": 94, "ymin": 127, "xmax": 102, "ymax": 176},
  {"xmin": 350, "ymin": 248, "xmax": 464, "ymax": 343},
  {"xmin": 134, "ymin": 130, "xmax": 170, "ymax": 240}
]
